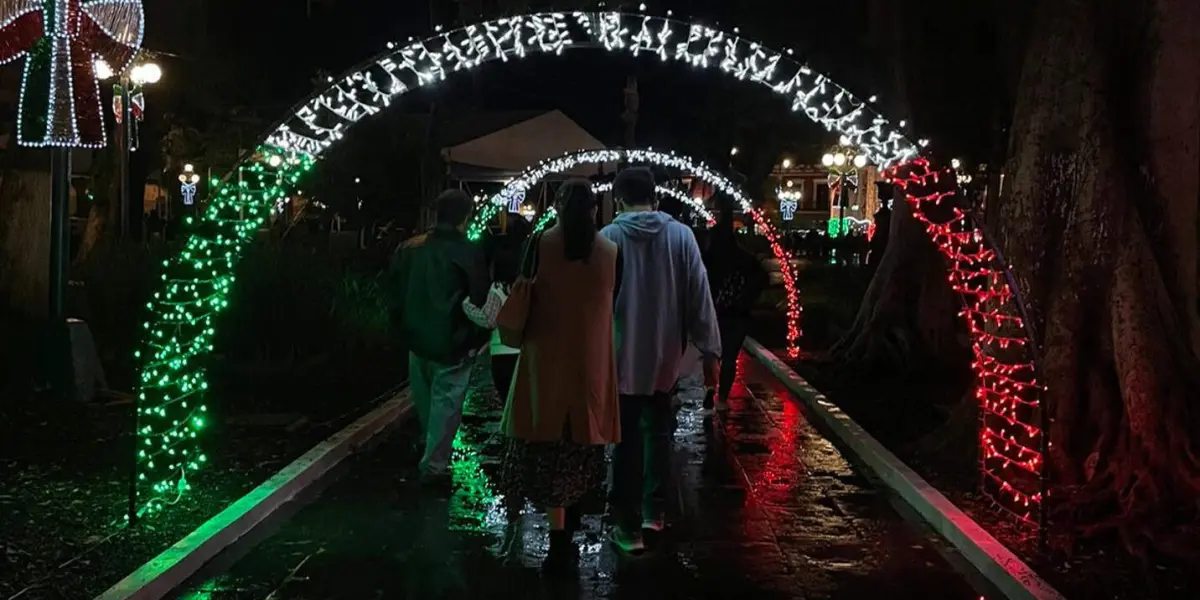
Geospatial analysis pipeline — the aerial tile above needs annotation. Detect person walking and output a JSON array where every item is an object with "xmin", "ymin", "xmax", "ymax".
[
  {"xmin": 601, "ymin": 167, "xmax": 721, "ymax": 554},
  {"xmin": 484, "ymin": 216, "xmax": 532, "ymax": 397},
  {"xmin": 868, "ymin": 182, "xmax": 894, "ymax": 268},
  {"xmin": 393, "ymin": 189, "xmax": 490, "ymax": 488},
  {"xmin": 497, "ymin": 180, "xmax": 623, "ymax": 575},
  {"xmin": 704, "ymin": 214, "xmax": 769, "ymax": 409}
]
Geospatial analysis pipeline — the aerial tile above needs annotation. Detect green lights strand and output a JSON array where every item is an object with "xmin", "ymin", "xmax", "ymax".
[
  {"xmin": 132, "ymin": 146, "xmax": 315, "ymax": 518},
  {"xmin": 532, "ymin": 209, "xmax": 557, "ymax": 234}
]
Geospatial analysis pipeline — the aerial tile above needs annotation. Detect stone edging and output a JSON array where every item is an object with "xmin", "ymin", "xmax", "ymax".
[
  {"xmin": 95, "ymin": 390, "xmax": 412, "ymax": 600},
  {"xmin": 743, "ymin": 338, "xmax": 1066, "ymax": 600}
]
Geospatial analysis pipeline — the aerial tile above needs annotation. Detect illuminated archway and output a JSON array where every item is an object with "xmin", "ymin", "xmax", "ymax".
[
  {"xmin": 468, "ymin": 148, "xmax": 791, "ymax": 335},
  {"xmin": 527, "ymin": 182, "xmax": 716, "ymax": 234},
  {"xmin": 133, "ymin": 9, "xmax": 1042, "ymax": 530}
]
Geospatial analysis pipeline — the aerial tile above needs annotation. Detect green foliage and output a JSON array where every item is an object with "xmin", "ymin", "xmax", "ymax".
[
  {"xmin": 213, "ymin": 240, "xmax": 397, "ymax": 363},
  {"xmin": 71, "ymin": 241, "xmax": 168, "ymax": 390}
]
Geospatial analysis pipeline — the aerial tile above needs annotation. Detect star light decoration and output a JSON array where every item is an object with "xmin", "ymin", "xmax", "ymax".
[
  {"xmin": 263, "ymin": 11, "xmax": 922, "ymax": 167},
  {"xmin": 468, "ymin": 148, "xmax": 802, "ymax": 357},
  {"xmin": 885, "ymin": 159, "xmax": 1046, "ymax": 525},
  {"xmin": 0, "ymin": 0, "xmax": 145, "ymax": 148}
]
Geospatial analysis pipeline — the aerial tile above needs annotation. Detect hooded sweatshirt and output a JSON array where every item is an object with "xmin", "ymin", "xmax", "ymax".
[{"xmin": 601, "ymin": 211, "xmax": 721, "ymax": 396}]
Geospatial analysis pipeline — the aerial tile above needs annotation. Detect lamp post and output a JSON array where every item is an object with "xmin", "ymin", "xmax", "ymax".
[
  {"xmin": 97, "ymin": 58, "xmax": 162, "ymax": 240},
  {"xmin": 821, "ymin": 136, "xmax": 869, "ymax": 237}
]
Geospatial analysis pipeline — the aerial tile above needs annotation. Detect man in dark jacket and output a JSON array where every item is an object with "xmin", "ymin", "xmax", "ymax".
[{"xmin": 393, "ymin": 189, "xmax": 490, "ymax": 486}]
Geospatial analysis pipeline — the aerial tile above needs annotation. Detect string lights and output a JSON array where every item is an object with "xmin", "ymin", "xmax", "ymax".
[
  {"xmin": 129, "ymin": 8, "xmax": 1040, "ymax": 530},
  {"xmin": 531, "ymin": 182, "xmax": 716, "ymax": 235},
  {"xmin": 885, "ymin": 158, "xmax": 1044, "ymax": 524},
  {"xmin": 263, "ymin": 11, "xmax": 920, "ymax": 168},
  {"xmin": 133, "ymin": 145, "xmax": 315, "ymax": 517},
  {"xmin": 466, "ymin": 148, "xmax": 802, "ymax": 356},
  {"xmin": 0, "ymin": 0, "xmax": 145, "ymax": 148}
]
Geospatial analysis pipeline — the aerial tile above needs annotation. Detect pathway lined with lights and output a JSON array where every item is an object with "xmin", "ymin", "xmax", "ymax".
[{"xmin": 176, "ymin": 353, "xmax": 988, "ymax": 599}]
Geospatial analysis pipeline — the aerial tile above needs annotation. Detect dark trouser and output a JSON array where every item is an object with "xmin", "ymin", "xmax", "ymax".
[
  {"xmin": 718, "ymin": 315, "xmax": 749, "ymax": 401},
  {"xmin": 408, "ymin": 352, "xmax": 473, "ymax": 474},
  {"xmin": 610, "ymin": 392, "xmax": 674, "ymax": 529},
  {"xmin": 490, "ymin": 353, "xmax": 519, "ymax": 397}
]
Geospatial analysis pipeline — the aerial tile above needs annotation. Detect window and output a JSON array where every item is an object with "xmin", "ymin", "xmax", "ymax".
[{"xmin": 814, "ymin": 182, "xmax": 831, "ymax": 211}]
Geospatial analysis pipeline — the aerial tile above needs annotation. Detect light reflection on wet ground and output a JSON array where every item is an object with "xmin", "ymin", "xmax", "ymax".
[{"xmin": 176, "ymin": 353, "xmax": 989, "ymax": 599}]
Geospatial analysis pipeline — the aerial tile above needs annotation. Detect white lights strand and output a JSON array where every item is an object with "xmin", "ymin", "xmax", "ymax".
[
  {"xmin": 591, "ymin": 181, "xmax": 715, "ymax": 225},
  {"xmin": 467, "ymin": 147, "xmax": 803, "ymax": 354},
  {"xmin": 264, "ymin": 11, "xmax": 920, "ymax": 167}
]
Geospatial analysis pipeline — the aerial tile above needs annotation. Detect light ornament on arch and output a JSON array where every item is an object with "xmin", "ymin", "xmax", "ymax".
[
  {"xmin": 263, "ymin": 11, "xmax": 920, "ymax": 167},
  {"xmin": 590, "ymin": 181, "xmax": 716, "ymax": 226},
  {"xmin": 468, "ymin": 147, "xmax": 802, "ymax": 357},
  {"xmin": 0, "ymin": 0, "xmax": 145, "ymax": 148}
]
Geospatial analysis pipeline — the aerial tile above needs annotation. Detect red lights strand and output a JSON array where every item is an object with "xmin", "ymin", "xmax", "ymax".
[
  {"xmin": 886, "ymin": 158, "xmax": 1045, "ymax": 525},
  {"xmin": 748, "ymin": 208, "xmax": 803, "ymax": 357}
]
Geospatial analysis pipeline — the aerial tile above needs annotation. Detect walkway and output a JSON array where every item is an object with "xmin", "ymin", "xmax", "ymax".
[{"xmin": 175, "ymin": 352, "xmax": 987, "ymax": 599}]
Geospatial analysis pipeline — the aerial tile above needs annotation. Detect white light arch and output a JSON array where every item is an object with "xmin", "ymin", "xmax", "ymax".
[
  {"xmin": 525, "ymin": 184, "xmax": 714, "ymax": 233},
  {"xmin": 264, "ymin": 11, "xmax": 921, "ymax": 168},
  {"xmin": 468, "ymin": 148, "xmax": 802, "ymax": 354}
]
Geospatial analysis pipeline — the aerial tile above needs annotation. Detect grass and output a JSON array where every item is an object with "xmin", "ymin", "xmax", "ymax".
[{"xmin": 0, "ymin": 238, "xmax": 408, "ymax": 599}]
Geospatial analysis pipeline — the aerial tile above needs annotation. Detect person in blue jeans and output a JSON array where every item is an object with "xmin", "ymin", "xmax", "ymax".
[
  {"xmin": 601, "ymin": 167, "xmax": 722, "ymax": 554},
  {"xmin": 393, "ymin": 189, "xmax": 490, "ymax": 488}
]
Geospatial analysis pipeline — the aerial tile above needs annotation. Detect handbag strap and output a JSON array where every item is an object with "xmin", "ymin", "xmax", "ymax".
[{"xmin": 519, "ymin": 232, "xmax": 543, "ymax": 278}]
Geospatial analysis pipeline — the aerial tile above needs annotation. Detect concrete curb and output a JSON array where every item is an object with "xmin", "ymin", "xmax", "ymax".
[
  {"xmin": 743, "ymin": 338, "xmax": 1066, "ymax": 600},
  {"xmin": 96, "ymin": 389, "xmax": 413, "ymax": 600}
]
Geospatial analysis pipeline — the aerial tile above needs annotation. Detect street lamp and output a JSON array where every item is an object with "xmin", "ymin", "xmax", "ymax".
[
  {"xmin": 96, "ymin": 57, "xmax": 162, "ymax": 239},
  {"xmin": 821, "ymin": 138, "xmax": 869, "ymax": 238}
]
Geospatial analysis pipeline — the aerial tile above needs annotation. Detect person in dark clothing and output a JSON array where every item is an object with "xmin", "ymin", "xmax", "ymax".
[
  {"xmin": 869, "ymin": 182, "xmax": 894, "ymax": 267},
  {"xmin": 486, "ymin": 216, "xmax": 532, "ymax": 397},
  {"xmin": 393, "ymin": 189, "xmax": 490, "ymax": 487},
  {"xmin": 704, "ymin": 214, "xmax": 769, "ymax": 409}
]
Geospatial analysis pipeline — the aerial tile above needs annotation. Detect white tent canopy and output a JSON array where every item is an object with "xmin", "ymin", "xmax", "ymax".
[{"xmin": 441, "ymin": 110, "xmax": 611, "ymax": 181}]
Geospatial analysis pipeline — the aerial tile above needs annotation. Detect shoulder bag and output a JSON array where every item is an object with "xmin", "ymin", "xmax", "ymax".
[{"xmin": 496, "ymin": 232, "xmax": 542, "ymax": 347}]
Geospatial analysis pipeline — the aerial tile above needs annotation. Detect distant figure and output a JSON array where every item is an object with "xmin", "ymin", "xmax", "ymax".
[
  {"xmin": 392, "ymin": 190, "xmax": 490, "ymax": 488},
  {"xmin": 498, "ymin": 180, "xmax": 622, "ymax": 576},
  {"xmin": 704, "ymin": 214, "xmax": 769, "ymax": 409},
  {"xmin": 484, "ymin": 215, "xmax": 532, "ymax": 396},
  {"xmin": 869, "ymin": 183, "xmax": 894, "ymax": 267},
  {"xmin": 601, "ymin": 167, "xmax": 721, "ymax": 555}
]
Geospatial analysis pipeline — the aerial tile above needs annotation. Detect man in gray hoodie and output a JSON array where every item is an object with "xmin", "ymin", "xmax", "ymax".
[{"xmin": 601, "ymin": 167, "xmax": 722, "ymax": 554}]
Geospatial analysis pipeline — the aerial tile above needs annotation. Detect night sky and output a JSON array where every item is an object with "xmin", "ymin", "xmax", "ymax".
[{"xmin": 141, "ymin": 0, "xmax": 1000, "ymax": 165}]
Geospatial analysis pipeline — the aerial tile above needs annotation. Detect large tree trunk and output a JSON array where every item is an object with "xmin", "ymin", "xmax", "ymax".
[
  {"xmin": 831, "ymin": 196, "xmax": 962, "ymax": 370},
  {"xmin": 996, "ymin": 0, "xmax": 1200, "ymax": 556},
  {"xmin": 0, "ymin": 169, "xmax": 51, "ymax": 318},
  {"xmin": 831, "ymin": 0, "xmax": 964, "ymax": 371}
]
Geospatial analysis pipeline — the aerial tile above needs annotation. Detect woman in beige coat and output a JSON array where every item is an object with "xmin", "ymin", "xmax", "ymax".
[{"xmin": 500, "ymin": 179, "xmax": 621, "ymax": 575}]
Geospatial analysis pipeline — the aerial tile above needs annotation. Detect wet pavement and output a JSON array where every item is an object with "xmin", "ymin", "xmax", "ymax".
[{"xmin": 174, "ymin": 352, "xmax": 990, "ymax": 600}]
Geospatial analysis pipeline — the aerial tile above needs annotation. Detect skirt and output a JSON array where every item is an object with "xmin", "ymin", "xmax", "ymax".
[{"xmin": 501, "ymin": 436, "xmax": 606, "ymax": 508}]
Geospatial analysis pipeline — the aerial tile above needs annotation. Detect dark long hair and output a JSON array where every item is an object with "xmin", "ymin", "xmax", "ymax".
[{"xmin": 556, "ymin": 179, "xmax": 598, "ymax": 263}]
